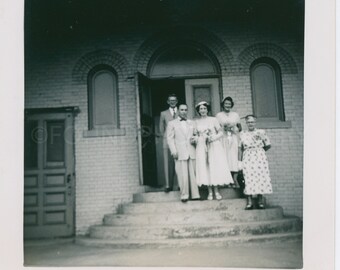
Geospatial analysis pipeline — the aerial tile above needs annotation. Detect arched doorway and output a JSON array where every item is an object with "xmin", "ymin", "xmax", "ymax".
[{"xmin": 137, "ymin": 43, "xmax": 222, "ymax": 187}]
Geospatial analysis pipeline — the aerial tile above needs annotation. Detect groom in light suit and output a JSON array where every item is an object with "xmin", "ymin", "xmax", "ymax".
[{"xmin": 167, "ymin": 104, "xmax": 200, "ymax": 202}]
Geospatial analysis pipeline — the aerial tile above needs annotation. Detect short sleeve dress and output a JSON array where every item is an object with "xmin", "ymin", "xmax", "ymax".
[
  {"xmin": 215, "ymin": 111, "xmax": 241, "ymax": 172},
  {"xmin": 239, "ymin": 129, "xmax": 273, "ymax": 195},
  {"xmin": 194, "ymin": 116, "xmax": 234, "ymax": 186}
]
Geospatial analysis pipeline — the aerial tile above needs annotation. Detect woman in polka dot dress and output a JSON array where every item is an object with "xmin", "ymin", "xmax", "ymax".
[{"xmin": 239, "ymin": 115, "xmax": 273, "ymax": 210}]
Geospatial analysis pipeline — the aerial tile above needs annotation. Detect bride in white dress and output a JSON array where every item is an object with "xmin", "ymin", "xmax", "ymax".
[{"xmin": 192, "ymin": 101, "xmax": 234, "ymax": 200}]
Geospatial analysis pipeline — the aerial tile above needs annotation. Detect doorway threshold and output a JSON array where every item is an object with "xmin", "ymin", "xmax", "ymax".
[{"xmin": 143, "ymin": 186, "xmax": 166, "ymax": 193}]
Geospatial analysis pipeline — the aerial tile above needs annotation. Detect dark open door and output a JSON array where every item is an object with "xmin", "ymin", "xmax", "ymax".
[{"xmin": 136, "ymin": 73, "xmax": 158, "ymax": 186}]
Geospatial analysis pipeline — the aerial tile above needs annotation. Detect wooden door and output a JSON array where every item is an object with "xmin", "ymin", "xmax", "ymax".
[
  {"xmin": 24, "ymin": 111, "xmax": 75, "ymax": 239},
  {"xmin": 185, "ymin": 78, "xmax": 220, "ymax": 119}
]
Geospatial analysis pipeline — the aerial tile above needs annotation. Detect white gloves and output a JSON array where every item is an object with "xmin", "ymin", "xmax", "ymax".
[{"xmin": 238, "ymin": 161, "xmax": 243, "ymax": 171}]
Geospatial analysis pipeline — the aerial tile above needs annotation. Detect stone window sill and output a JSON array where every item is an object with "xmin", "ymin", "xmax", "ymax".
[
  {"xmin": 255, "ymin": 120, "xmax": 292, "ymax": 129},
  {"xmin": 83, "ymin": 128, "xmax": 126, "ymax": 137}
]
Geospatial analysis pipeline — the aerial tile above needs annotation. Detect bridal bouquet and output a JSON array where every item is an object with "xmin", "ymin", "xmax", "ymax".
[
  {"xmin": 202, "ymin": 129, "xmax": 213, "ymax": 154},
  {"xmin": 203, "ymin": 128, "xmax": 212, "ymax": 143},
  {"xmin": 224, "ymin": 123, "xmax": 237, "ymax": 133},
  {"xmin": 224, "ymin": 124, "xmax": 234, "ymax": 145}
]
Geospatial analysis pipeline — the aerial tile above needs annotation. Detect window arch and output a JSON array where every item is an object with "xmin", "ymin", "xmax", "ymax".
[
  {"xmin": 88, "ymin": 65, "xmax": 119, "ymax": 130},
  {"xmin": 250, "ymin": 57, "xmax": 285, "ymax": 122}
]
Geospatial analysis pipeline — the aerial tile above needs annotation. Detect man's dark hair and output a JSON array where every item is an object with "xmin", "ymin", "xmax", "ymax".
[
  {"xmin": 178, "ymin": 103, "xmax": 188, "ymax": 108},
  {"xmin": 167, "ymin": 93, "xmax": 178, "ymax": 99}
]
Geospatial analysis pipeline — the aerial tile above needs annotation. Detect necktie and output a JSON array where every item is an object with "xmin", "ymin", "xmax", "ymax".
[
  {"xmin": 172, "ymin": 108, "xmax": 176, "ymax": 119},
  {"xmin": 180, "ymin": 118, "xmax": 187, "ymax": 121}
]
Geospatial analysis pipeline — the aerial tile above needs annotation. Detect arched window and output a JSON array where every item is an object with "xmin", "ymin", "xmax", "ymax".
[
  {"xmin": 88, "ymin": 65, "xmax": 119, "ymax": 130},
  {"xmin": 148, "ymin": 45, "xmax": 219, "ymax": 78},
  {"xmin": 250, "ymin": 58, "xmax": 285, "ymax": 122}
]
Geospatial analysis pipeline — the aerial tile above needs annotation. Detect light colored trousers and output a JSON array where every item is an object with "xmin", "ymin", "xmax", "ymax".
[
  {"xmin": 163, "ymin": 148, "xmax": 177, "ymax": 189},
  {"xmin": 175, "ymin": 158, "xmax": 200, "ymax": 200}
]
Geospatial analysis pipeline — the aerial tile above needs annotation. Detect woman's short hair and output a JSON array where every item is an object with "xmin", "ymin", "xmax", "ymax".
[
  {"xmin": 195, "ymin": 101, "xmax": 211, "ymax": 115},
  {"xmin": 221, "ymin": 96, "xmax": 234, "ymax": 108},
  {"xmin": 245, "ymin": 114, "xmax": 257, "ymax": 121}
]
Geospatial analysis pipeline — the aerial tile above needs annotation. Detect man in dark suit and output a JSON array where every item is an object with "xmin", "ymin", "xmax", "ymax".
[{"xmin": 159, "ymin": 94, "xmax": 178, "ymax": 192}]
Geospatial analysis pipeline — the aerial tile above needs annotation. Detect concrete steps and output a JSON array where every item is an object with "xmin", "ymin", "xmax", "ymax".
[
  {"xmin": 77, "ymin": 188, "xmax": 302, "ymax": 248},
  {"xmin": 106, "ymin": 207, "xmax": 284, "ymax": 225},
  {"xmin": 76, "ymin": 232, "xmax": 302, "ymax": 249},
  {"xmin": 120, "ymin": 199, "xmax": 265, "ymax": 214},
  {"xmin": 90, "ymin": 217, "xmax": 301, "ymax": 240},
  {"xmin": 133, "ymin": 189, "xmax": 242, "ymax": 203}
]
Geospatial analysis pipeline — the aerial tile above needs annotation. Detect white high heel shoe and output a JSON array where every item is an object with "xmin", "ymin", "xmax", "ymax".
[{"xmin": 215, "ymin": 192, "xmax": 222, "ymax": 200}]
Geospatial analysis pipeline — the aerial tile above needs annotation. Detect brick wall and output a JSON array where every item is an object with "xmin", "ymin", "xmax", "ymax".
[{"xmin": 25, "ymin": 22, "xmax": 303, "ymax": 234}]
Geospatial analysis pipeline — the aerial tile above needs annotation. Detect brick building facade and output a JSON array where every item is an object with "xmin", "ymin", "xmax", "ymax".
[{"xmin": 24, "ymin": 0, "xmax": 304, "ymax": 237}]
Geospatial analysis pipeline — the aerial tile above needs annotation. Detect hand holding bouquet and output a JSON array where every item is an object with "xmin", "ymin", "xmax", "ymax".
[
  {"xmin": 190, "ymin": 134, "xmax": 198, "ymax": 145},
  {"xmin": 203, "ymin": 129, "xmax": 213, "ymax": 144},
  {"xmin": 224, "ymin": 123, "xmax": 236, "ymax": 133}
]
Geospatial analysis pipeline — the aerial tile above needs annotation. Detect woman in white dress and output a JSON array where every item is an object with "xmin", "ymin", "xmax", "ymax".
[
  {"xmin": 216, "ymin": 96, "xmax": 242, "ymax": 188},
  {"xmin": 192, "ymin": 101, "xmax": 234, "ymax": 200}
]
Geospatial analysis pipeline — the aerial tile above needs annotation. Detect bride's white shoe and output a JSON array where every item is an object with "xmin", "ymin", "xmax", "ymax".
[{"xmin": 215, "ymin": 192, "xmax": 222, "ymax": 200}]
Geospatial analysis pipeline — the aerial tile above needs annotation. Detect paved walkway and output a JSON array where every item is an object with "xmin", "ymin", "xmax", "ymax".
[{"xmin": 24, "ymin": 238, "xmax": 303, "ymax": 268}]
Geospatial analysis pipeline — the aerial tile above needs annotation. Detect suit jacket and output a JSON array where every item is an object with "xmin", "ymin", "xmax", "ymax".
[
  {"xmin": 159, "ymin": 108, "xmax": 178, "ymax": 147},
  {"xmin": 167, "ymin": 118, "xmax": 196, "ymax": 161}
]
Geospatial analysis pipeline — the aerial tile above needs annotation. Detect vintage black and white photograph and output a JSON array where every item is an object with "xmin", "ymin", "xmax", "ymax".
[{"xmin": 21, "ymin": 0, "xmax": 305, "ymax": 268}]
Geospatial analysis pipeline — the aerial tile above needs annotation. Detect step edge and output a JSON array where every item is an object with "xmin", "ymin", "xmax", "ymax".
[
  {"xmin": 106, "ymin": 207, "xmax": 284, "ymax": 219},
  {"xmin": 92, "ymin": 216, "xmax": 302, "ymax": 230},
  {"xmin": 77, "ymin": 231, "xmax": 302, "ymax": 245}
]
